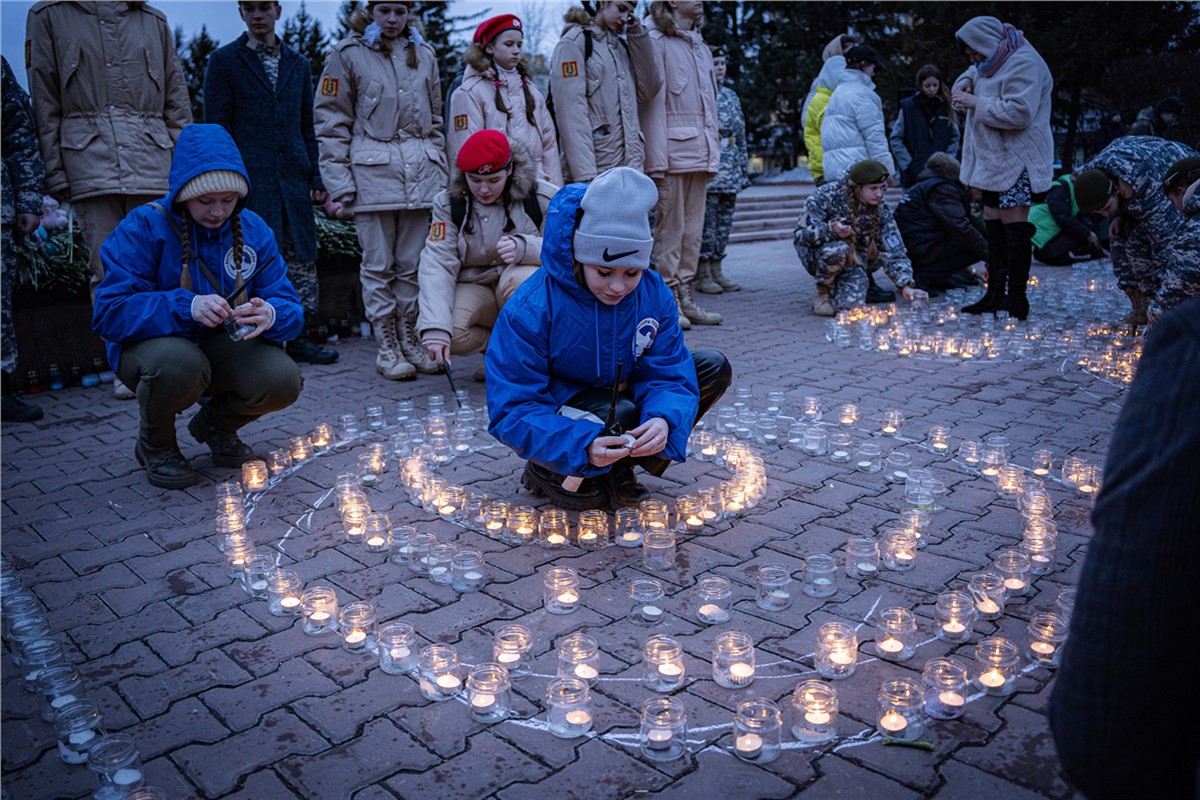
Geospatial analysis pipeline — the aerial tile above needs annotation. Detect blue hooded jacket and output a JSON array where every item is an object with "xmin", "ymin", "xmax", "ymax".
[
  {"xmin": 92, "ymin": 124, "xmax": 304, "ymax": 370},
  {"xmin": 485, "ymin": 182, "xmax": 699, "ymax": 478}
]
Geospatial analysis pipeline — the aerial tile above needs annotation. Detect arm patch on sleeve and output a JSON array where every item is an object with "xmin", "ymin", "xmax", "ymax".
[
  {"xmin": 453, "ymin": 114, "xmax": 468, "ymax": 131},
  {"xmin": 320, "ymin": 77, "xmax": 338, "ymax": 97},
  {"xmin": 430, "ymin": 222, "xmax": 446, "ymax": 241},
  {"xmin": 561, "ymin": 61, "xmax": 578, "ymax": 78}
]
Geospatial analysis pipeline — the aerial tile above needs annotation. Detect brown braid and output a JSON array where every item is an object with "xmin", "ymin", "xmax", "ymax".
[
  {"xmin": 516, "ymin": 61, "xmax": 538, "ymax": 127},
  {"xmin": 231, "ymin": 214, "xmax": 249, "ymax": 306},
  {"xmin": 406, "ymin": 36, "xmax": 418, "ymax": 69},
  {"xmin": 846, "ymin": 186, "xmax": 882, "ymax": 266},
  {"xmin": 179, "ymin": 217, "xmax": 194, "ymax": 292}
]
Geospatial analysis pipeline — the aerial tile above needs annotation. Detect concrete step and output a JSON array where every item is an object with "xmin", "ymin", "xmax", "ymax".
[{"xmin": 728, "ymin": 226, "xmax": 793, "ymax": 244}]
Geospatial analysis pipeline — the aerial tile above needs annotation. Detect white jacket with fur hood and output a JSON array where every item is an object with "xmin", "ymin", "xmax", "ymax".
[{"xmin": 952, "ymin": 17, "xmax": 1054, "ymax": 194}]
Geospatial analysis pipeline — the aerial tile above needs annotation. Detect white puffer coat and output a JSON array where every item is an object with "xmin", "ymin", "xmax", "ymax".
[{"xmin": 820, "ymin": 68, "xmax": 895, "ymax": 183}]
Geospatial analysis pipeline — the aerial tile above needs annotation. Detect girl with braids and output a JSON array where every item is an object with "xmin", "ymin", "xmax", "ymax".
[
  {"xmin": 793, "ymin": 159, "xmax": 929, "ymax": 315},
  {"xmin": 315, "ymin": 1, "xmax": 447, "ymax": 381},
  {"xmin": 889, "ymin": 64, "xmax": 961, "ymax": 189},
  {"xmin": 417, "ymin": 130, "xmax": 556, "ymax": 369},
  {"xmin": 92, "ymin": 124, "xmax": 304, "ymax": 490},
  {"xmin": 448, "ymin": 14, "xmax": 563, "ymax": 186}
]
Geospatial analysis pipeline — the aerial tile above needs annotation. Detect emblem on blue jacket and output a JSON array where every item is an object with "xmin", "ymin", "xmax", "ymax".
[
  {"xmin": 634, "ymin": 317, "xmax": 658, "ymax": 360},
  {"xmin": 224, "ymin": 244, "xmax": 257, "ymax": 280}
]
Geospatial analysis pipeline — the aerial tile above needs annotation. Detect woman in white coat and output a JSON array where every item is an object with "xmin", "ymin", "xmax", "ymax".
[
  {"xmin": 820, "ymin": 45, "xmax": 895, "ymax": 185},
  {"xmin": 951, "ymin": 16, "xmax": 1053, "ymax": 320}
]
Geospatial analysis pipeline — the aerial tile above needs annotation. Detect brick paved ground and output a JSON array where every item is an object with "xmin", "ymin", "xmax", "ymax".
[{"xmin": 2, "ymin": 196, "xmax": 1122, "ymax": 799}]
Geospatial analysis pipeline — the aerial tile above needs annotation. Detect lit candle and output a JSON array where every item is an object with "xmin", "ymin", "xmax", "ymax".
[
  {"xmin": 805, "ymin": 711, "xmax": 831, "ymax": 725},
  {"xmin": 574, "ymin": 664, "xmax": 598, "ymax": 681},
  {"xmin": 701, "ymin": 445, "xmax": 718, "ymax": 457},
  {"xmin": 882, "ymin": 425, "xmax": 897, "ymax": 434},
  {"xmin": 486, "ymin": 521, "xmax": 503, "ymax": 534},
  {"xmin": 856, "ymin": 562, "xmax": 878, "ymax": 574},
  {"xmin": 1030, "ymin": 642, "xmax": 1055, "ymax": 656},
  {"xmin": 646, "ymin": 728, "xmax": 674, "ymax": 751},
  {"xmin": 657, "ymin": 663, "xmax": 683, "ymax": 678},
  {"xmin": 310, "ymin": 611, "xmax": 330, "ymax": 622},
  {"xmin": 879, "ymin": 710, "xmax": 908, "ymax": 733},
  {"xmin": 439, "ymin": 505, "xmax": 457, "ymax": 517},
  {"xmin": 565, "ymin": 710, "xmax": 592, "ymax": 726},
  {"xmin": 1003, "ymin": 578, "xmax": 1025, "ymax": 592},
  {"xmin": 877, "ymin": 638, "xmax": 904, "ymax": 654},
  {"xmin": 735, "ymin": 733, "xmax": 763, "ymax": 758},
  {"xmin": 280, "ymin": 597, "xmax": 301, "ymax": 610},
  {"xmin": 557, "ymin": 590, "xmax": 579, "ymax": 607},
  {"xmin": 390, "ymin": 646, "xmax": 410, "ymax": 660},
  {"xmin": 829, "ymin": 651, "xmax": 853, "ymax": 666},
  {"xmin": 621, "ymin": 532, "xmax": 642, "ymax": 544},
  {"xmin": 978, "ymin": 669, "xmax": 1005, "ymax": 689},
  {"xmin": 977, "ymin": 599, "xmax": 1000, "ymax": 615},
  {"xmin": 729, "ymin": 662, "xmax": 755, "ymax": 680},
  {"xmin": 496, "ymin": 652, "xmax": 521, "ymax": 665},
  {"xmin": 942, "ymin": 621, "xmax": 966, "ymax": 635},
  {"xmin": 686, "ymin": 515, "xmax": 703, "ymax": 527},
  {"xmin": 366, "ymin": 536, "xmax": 386, "ymax": 548},
  {"xmin": 938, "ymin": 691, "xmax": 965, "ymax": 708},
  {"xmin": 547, "ymin": 534, "xmax": 566, "ymax": 546},
  {"xmin": 345, "ymin": 630, "xmax": 366, "ymax": 645},
  {"xmin": 470, "ymin": 693, "xmax": 496, "ymax": 709}
]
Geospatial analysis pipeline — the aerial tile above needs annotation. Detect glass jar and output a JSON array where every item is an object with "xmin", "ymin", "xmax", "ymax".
[
  {"xmin": 874, "ymin": 607, "xmax": 917, "ymax": 662},
  {"xmin": 336, "ymin": 412, "xmax": 360, "ymax": 442},
  {"xmin": 733, "ymin": 698, "xmax": 781, "ymax": 763},
  {"xmin": 341, "ymin": 506, "xmax": 367, "ymax": 544},
  {"xmin": 801, "ymin": 554, "xmax": 837, "ymax": 598},
  {"xmin": 639, "ymin": 499, "xmax": 669, "ymax": 533},
  {"xmin": 225, "ymin": 537, "xmax": 256, "ymax": 577},
  {"xmin": 359, "ymin": 513, "xmax": 391, "ymax": 554},
  {"xmin": 557, "ymin": 632, "xmax": 600, "ymax": 685},
  {"xmin": 265, "ymin": 569, "xmax": 303, "ymax": 617},
  {"xmin": 239, "ymin": 553, "xmax": 274, "ymax": 600},
  {"xmin": 935, "ymin": 590, "xmax": 976, "ymax": 643},
  {"xmin": 451, "ymin": 548, "xmax": 486, "ymax": 592},
  {"xmin": 996, "ymin": 464, "xmax": 1023, "ymax": 497},
  {"xmin": 980, "ymin": 450, "xmax": 1004, "ymax": 479},
  {"xmin": 712, "ymin": 630, "xmax": 755, "ymax": 688},
  {"xmin": 427, "ymin": 543, "xmax": 456, "ymax": 586},
  {"xmin": 377, "ymin": 621, "xmax": 418, "ymax": 675},
  {"xmin": 1056, "ymin": 587, "xmax": 1077, "ymax": 625},
  {"xmin": 643, "ymin": 529, "xmax": 676, "ymax": 571},
  {"xmin": 539, "ymin": 508, "xmax": 571, "ymax": 549},
  {"xmin": 881, "ymin": 530, "xmax": 918, "ymax": 571},
  {"xmin": 994, "ymin": 548, "xmax": 1032, "ymax": 596},
  {"xmin": 480, "ymin": 499, "xmax": 509, "ymax": 538},
  {"xmin": 898, "ymin": 508, "xmax": 930, "ymax": 548},
  {"xmin": 20, "ymin": 637, "xmax": 66, "ymax": 692},
  {"xmin": 880, "ymin": 409, "xmax": 904, "ymax": 437},
  {"xmin": 692, "ymin": 429, "xmax": 716, "ymax": 461},
  {"xmin": 923, "ymin": 657, "xmax": 969, "ymax": 720},
  {"xmin": 674, "ymin": 496, "xmax": 705, "ymax": 533},
  {"xmin": 546, "ymin": 678, "xmax": 593, "ymax": 738},
  {"xmin": 407, "ymin": 533, "xmax": 435, "ymax": 577},
  {"xmin": 435, "ymin": 486, "xmax": 465, "ymax": 521},
  {"xmin": 87, "ymin": 733, "xmax": 144, "ymax": 800},
  {"xmin": 802, "ymin": 427, "xmax": 828, "ymax": 456},
  {"xmin": 493, "ymin": 624, "xmax": 533, "ymax": 679},
  {"xmin": 37, "ymin": 664, "xmax": 83, "ymax": 723},
  {"xmin": 54, "ymin": 698, "xmax": 105, "ymax": 764},
  {"xmin": 1026, "ymin": 612, "xmax": 1068, "ymax": 668},
  {"xmin": 543, "ymin": 566, "xmax": 581, "ymax": 615},
  {"xmin": 1030, "ymin": 448, "xmax": 1054, "ymax": 477},
  {"xmin": 877, "ymin": 677, "xmax": 923, "ymax": 740},
  {"xmin": 451, "ymin": 427, "xmax": 475, "ymax": 457},
  {"xmin": 968, "ymin": 572, "xmax": 1006, "ymax": 620},
  {"xmin": 786, "ymin": 419, "xmax": 807, "ymax": 451},
  {"xmin": 240, "ymin": 459, "xmax": 268, "ymax": 492},
  {"xmin": 837, "ymin": 404, "xmax": 858, "ymax": 426},
  {"xmin": 927, "ymin": 425, "xmax": 952, "ymax": 455},
  {"xmin": 614, "ymin": 508, "xmax": 643, "ymax": 548},
  {"xmin": 815, "ymin": 621, "xmax": 857, "ymax": 680},
  {"xmin": 418, "ymin": 643, "xmax": 463, "ymax": 701},
  {"xmin": 463, "ymin": 492, "xmax": 487, "ymax": 532},
  {"xmin": 577, "ymin": 509, "xmax": 609, "ymax": 550},
  {"xmin": 467, "ymin": 663, "xmax": 511, "ymax": 723},
  {"xmin": 697, "ymin": 487, "xmax": 722, "ymax": 523},
  {"xmin": 695, "ymin": 575, "xmax": 732, "ymax": 624},
  {"xmin": 828, "ymin": 432, "xmax": 852, "ymax": 463},
  {"xmin": 791, "ymin": 680, "xmax": 838, "ymax": 745},
  {"xmin": 754, "ymin": 417, "xmax": 780, "ymax": 447},
  {"xmin": 300, "ymin": 586, "xmax": 339, "ymax": 636},
  {"xmin": 338, "ymin": 602, "xmax": 377, "ymax": 654},
  {"xmin": 503, "ymin": 506, "xmax": 535, "ymax": 546},
  {"xmin": 984, "ymin": 434, "xmax": 1010, "ymax": 462},
  {"xmin": 855, "ymin": 442, "xmax": 882, "ymax": 473},
  {"xmin": 642, "ymin": 634, "xmax": 686, "ymax": 692},
  {"xmin": 309, "ymin": 422, "xmax": 334, "ymax": 451},
  {"xmin": 388, "ymin": 525, "xmax": 416, "ymax": 567},
  {"xmin": 719, "ymin": 481, "xmax": 747, "ymax": 516},
  {"xmin": 974, "ymin": 636, "xmax": 1020, "ymax": 695},
  {"xmin": 801, "ymin": 396, "xmax": 822, "ymax": 421},
  {"xmin": 629, "ymin": 578, "xmax": 666, "ymax": 626},
  {"xmin": 640, "ymin": 697, "xmax": 687, "ymax": 761},
  {"xmin": 215, "ymin": 480, "xmax": 243, "ymax": 502},
  {"xmin": 884, "ymin": 451, "xmax": 912, "ymax": 483},
  {"xmin": 958, "ymin": 439, "xmax": 982, "ymax": 469},
  {"xmin": 755, "ymin": 565, "xmax": 792, "ymax": 611}
]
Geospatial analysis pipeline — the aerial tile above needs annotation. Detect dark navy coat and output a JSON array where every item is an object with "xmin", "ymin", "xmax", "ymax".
[{"xmin": 203, "ymin": 34, "xmax": 323, "ymax": 263}]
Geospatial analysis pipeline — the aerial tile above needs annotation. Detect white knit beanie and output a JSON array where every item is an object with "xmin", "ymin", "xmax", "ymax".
[
  {"xmin": 573, "ymin": 167, "xmax": 657, "ymax": 270},
  {"xmin": 176, "ymin": 170, "xmax": 249, "ymax": 203}
]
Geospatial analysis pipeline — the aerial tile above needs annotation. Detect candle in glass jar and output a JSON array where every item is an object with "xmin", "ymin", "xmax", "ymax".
[
  {"xmin": 879, "ymin": 710, "xmax": 908, "ymax": 733},
  {"xmin": 938, "ymin": 690, "xmax": 965, "ymax": 708},
  {"xmin": 729, "ymin": 662, "xmax": 755, "ymax": 680},
  {"xmin": 978, "ymin": 669, "xmax": 1006, "ymax": 688},
  {"xmin": 735, "ymin": 733, "xmax": 763, "ymax": 758},
  {"xmin": 437, "ymin": 674, "xmax": 463, "ymax": 694},
  {"xmin": 574, "ymin": 664, "xmax": 599, "ymax": 681}
]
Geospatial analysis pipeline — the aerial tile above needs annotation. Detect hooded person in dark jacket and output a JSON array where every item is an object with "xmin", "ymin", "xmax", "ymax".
[
  {"xmin": 894, "ymin": 152, "xmax": 988, "ymax": 292},
  {"xmin": 486, "ymin": 166, "xmax": 731, "ymax": 510},
  {"xmin": 1028, "ymin": 172, "xmax": 1108, "ymax": 266}
]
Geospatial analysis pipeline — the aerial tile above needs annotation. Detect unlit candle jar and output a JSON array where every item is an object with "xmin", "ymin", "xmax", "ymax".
[
  {"xmin": 786, "ymin": 419, "xmax": 807, "ymax": 451},
  {"xmin": 802, "ymin": 554, "xmax": 838, "ymax": 598},
  {"xmin": 755, "ymin": 565, "xmax": 792, "ymax": 610},
  {"xmin": 544, "ymin": 567, "xmax": 581, "ymax": 615},
  {"xmin": 577, "ymin": 509, "xmax": 609, "ymax": 550},
  {"xmin": 336, "ymin": 413, "xmax": 360, "ymax": 443},
  {"xmin": 881, "ymin": 530, "xmax": 918, "ymax": 571},
  {"xmin": 20, "ymin": 637, "xmax": 65, "ymax": 693},
  {"xmin": 377, "ymin": 621, "xmax": 418, "ymax": 675},
  {"xmin": 53, "ymin": 699, "xmax": 105, "ymax": 764},
  {"xmin": 629, "ymin": 578, "xmax": 666, "ymax": 626},
  {"xmin": 791, "ymin": 679, "xmax": 838, "ymax": 745},
  {"xmin": 643, "ymin": 530, "xmax": 677, "ymax": 571},
  {"xmin": 877, "ymin": 677, "xmax": 923, "ymax": 740},
  {"xmin": 640, "ymin": 697, "xmax": 688, "ymax": 761},
  {"xmin": 558, "ymin": 632, "xmax": 601, "ymax": 686},
  {"xmin": 874, "ymin": 607, "xmax": 918, "ymax": 662},
  {"xmin": 884, "ymin": 451, "xmax": 912, "ymax": 484},
  {"xmin": 855, "ymin": 442, "xmax": 882, "ymax": 473},
  {"xmin": 844, "ymin": 537, "xmax": 880, "ymax": 579},
  {"xmin": 642, "ymin": 634, "xmax": 686, "ymax": 692},
  {"xmin": 754, "ymin": 417, "xmax": 780, "ymax": 447},
  {"xmin": 974, "ymin": 636, "xmax": 1020, "ymax": 695},
  {"xmin": 463, "ymin": 491, "xmax": 487, "ymax": 532},
  {"xmin": 935, "ymin": 590, "xmax": 976, "ymax": 643},
  {"xmin": 418, "ymin": 643, "xmax": 463, "ymax": 701},
  {"xmin": 712, "ymin": 631, "xmax": 756, "ymax": 688},
  {"xmin": 36, "ymin": 664, "xmax": 82, "ymax": 723},
  {"xmin": 239, "ymin": 553, "xmax": 274, "ymax": 600},
  {"xmin": 265, "ymin": 569, "xmax": 303, "ymax": 617},
  {"xmin": 451, "ymin": 548, "xmax": 486, "ymax": 592},
  {"xmin": 300, "ymin": 586, "xmax": 339, "ymax": 636},
  {"xmin": 733, "ymin": 698, "xmax": 782, "ymax": 763},
  {"xmin": 984, "ymin": 434, "xmax": 1009, "ymax": 462},
  {"xmin": 214, "ymin": 512, "xmax": 245, "ymax": 555},
  {"xmin": 546, "ymin": 678, "xmax": 593, "ymax": 738},
  {"xmin": 695, "ymin": 575, "xmax": 733, "ymax": 624},
  {"xmin": 87, "ymin": 732, "xmax": 144, "ymax": 800},
  {"xmin": 803, "ymin": 427, "xmax": 829, "ymax": 456},
  {"xmin": 968, "ymin": 572, "xmax": 1007, "ymax": 620},
  {"xmin": 1026, "ymin": 612, "xmax": 1069, "ymax": 668},
  {"xmin": 828, "ymin": 432, "xmax": 852, "ymax": 463},
  {"xmin": 1056, "ymin": 587, "xmax": 1077, "ymax": 625},
  {"xmin": 339, "ymin": 602, "xmax": 377, "ymax": 654},
  {"xmin": 467, "ymin": 663, "xmax": 511, "ymax": 723},
  {"xmin": 958, "ymin": 439, "xmax": 983, "ymax": 469},
  {"xmin": 492, "ymin": 624, "xmax": 533, "ymax": 679},
  {"xmin": 993, "ymin": 548, "xmax": 1032, "ymax": 596},
  {"xmin": 923, "ymin": 657, "xmax": 969, "ymax": 720},
  {"xmin": 815, "ymin": 621, "xmax": 857, "ymax": 680},
  {"xmin": 356, "ymin": 451, "xmax": 384, "ymax": 486}
]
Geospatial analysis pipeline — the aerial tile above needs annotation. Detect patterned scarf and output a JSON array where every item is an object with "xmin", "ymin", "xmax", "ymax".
[{"xmin": 978, "ymin": 23, "xmax": 1025, "ymax": 78}]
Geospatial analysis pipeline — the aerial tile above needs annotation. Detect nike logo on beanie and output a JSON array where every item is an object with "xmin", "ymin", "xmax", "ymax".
[{"xmin": 603, "ymin": 248, "xmax": 640, "ymax": 262}]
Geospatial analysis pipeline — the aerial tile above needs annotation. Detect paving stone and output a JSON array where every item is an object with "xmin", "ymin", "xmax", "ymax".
[
  {"xmin": 120, "ymin": 648, "xmax": 254, "ymax": 719},
  {"xmin": 69, "ymin": 599, "xmax": 191, "ymax": 659},
  {"xmin": 277, "ymin": 718, "xmax": 437, "ymax": 798},
  {"xmin": 206, "ymin": 657, "xmax": 342, "ymax": 733},
  {"xmin": 221, "ymin": 770, "xmax": 299, "ymax": 800},
  {"xmin": 119, "ymin": 697, "xmax": 230, "ymax": 760},
  {"xmin": 146, "ymin": 607, "xmax": 268, "ymax": 667},
  {"xmin": 385, "ymin": 730, "xmax": 553, "ymax": 799},
  {"xmin": 33, "ymin": 562, "xmax": 143, "ymax": 610},
  {"xmin": 953, "ymin": 703, "xmax": 1072, "ymax": 797},
  {"xmin": 61, "ymin": 532, "xmax": 163, "ymax": 575},
  {"xmin": 224, "ymin": 618, "xmax": 343, "ymax": 678},
  {"xmin": 495, "ymin": 737, "xmax": 672, "ymax": 800},
  {"xmin": 80, "ymin": 641, "xmax": 169, "ymax": 687},
  {"xmin": 932, "ymin": 760, "xmax": 1052, "ymax": 800}
]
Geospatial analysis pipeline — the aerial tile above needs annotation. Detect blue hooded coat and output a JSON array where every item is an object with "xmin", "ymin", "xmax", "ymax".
[
  {"xmin": 93, "ymin": 124, "xmax": 304, "ymax": 371},
  {"xmin": 485, "ymin": 182, "xmax": 699, "ymax": 479}
]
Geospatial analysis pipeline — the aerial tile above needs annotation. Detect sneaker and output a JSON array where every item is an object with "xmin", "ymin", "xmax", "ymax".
[
  {"xmin": 286, "ymin": 339, "xmax": 339, "ymax": 365},
  {"xmin": 604, "ymin": 463, "xmax": 651, "ymax": 508},
  {"xmin": 135, "ymin": 439, "xmax": 197, "ymax": 489},
  {"xmin": 1, "ymin": 393, "xmax": 43, "ymax": 422},
  {"xmin": 519, "ymin": 462, "xmax": 607, "ymax": 511},
  {"xmin": 113, "ymin": 379, "xmax": 135, "ymax": 400},
  {"xmin": 188, "ymin": 407, "xmax": 255, "ymax": 468}
]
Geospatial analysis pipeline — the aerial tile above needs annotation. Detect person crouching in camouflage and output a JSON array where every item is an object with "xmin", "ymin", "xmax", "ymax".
[
  {"xmin": 1077, "ymin": 135, "xmax": 1199, "ymax": 326},
  {"xmin": 697, "ymin": 47, "xmax": 750, "ymax": 295},
  {"xmin": 794, "ymin": 159, "xmax": 928, "ymax": 315},
  {"xmin": 1150, "ymin": 157, "xmax": 1200, "ymax": 324}
]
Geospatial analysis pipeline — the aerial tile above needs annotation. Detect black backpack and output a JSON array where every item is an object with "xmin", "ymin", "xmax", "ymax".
[
  {"xmin": 546, "ymin": 29, "xmax": 594, "ymax": 132},
  {"xmin": 448, "ymin": 192, "xmax": 544, "ymax": 232}
]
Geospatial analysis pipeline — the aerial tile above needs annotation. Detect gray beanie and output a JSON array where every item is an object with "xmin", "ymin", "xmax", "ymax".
[
  {"xmin": 573, "ymin": 167, "xmax": 657, "ymax": 270},
  {"xmin": 177, "ymin": 170, "xmax": 249, "ymax": 203}
]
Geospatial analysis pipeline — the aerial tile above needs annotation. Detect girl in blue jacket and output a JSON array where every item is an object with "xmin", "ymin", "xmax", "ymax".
[
  {"xmin": 93, "ymin": 124, "xmax": 304, "ymax": 490},
  {"xmin": 485, "ymin": 166, "xmax": 732, "ymax": 510}
]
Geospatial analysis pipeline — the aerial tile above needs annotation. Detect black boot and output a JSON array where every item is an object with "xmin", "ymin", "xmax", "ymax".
[
  {"xmin": 188, "ymin": 405, "xmax": 255, "ymax": 468},
  {"xmin": 1, "ymin": 371, "xmax": 43, "ymax": 422},
  {"xmin": 135, "ymin": 438, "xmax": 197, "ymax": 489},
  {"xmin": 865, "ymin": 270, "xmax": 896, "ymax": 303},
  {"xmin": 519, "ymin": 462, "xmax": 607, "ymax": 511},
  {"xmin": 286, "ymin": 339, "xmax": 339, "ymax": 365},
  {"xmin": 999, "ymin": 221, "xmax": 1036, "ymax": 320},
  {"xmin": 963, "ymin": 219, "xmax": 1008, "ymax": 314},
  {"xmin": 604, "ymin": 462, "xmax": 651, "ymax": 508}
]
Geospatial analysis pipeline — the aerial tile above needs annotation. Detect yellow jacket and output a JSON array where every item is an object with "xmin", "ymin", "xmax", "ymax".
[{"xmin": 804, "ymin": 86, "xmax": 833, "ymax": 182}]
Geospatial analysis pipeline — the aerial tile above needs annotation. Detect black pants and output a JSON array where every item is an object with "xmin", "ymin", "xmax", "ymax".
[
  {"xmin": 1034, "ymin": 231, "xmax": 1100, "ymax": 266},
  {"xmin": 566, "ymin": 350, "xmax": 732, "ymax": 477},
  {"xmin": 912, "ymin": 238, "xmax": 982, "ymax": 288}
]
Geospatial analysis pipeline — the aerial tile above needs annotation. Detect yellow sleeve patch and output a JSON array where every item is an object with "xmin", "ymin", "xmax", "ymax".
[
  {"xmin": 430, "ymin": 222, "xmax": 446, "ymax": 241},
  {"xmin": 453, "ymin": 114, "xmax": 468, "ymax": 131},
  {"xmin": 561, "ymin": 61, "xmax": 578, "ymax": 78},
  {"xmin": 320, "ymin": 77, "xmax": 338, "ymax": 97}
]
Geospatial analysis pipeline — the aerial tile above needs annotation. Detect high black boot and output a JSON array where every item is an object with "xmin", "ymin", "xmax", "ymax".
[
  {"xmin": 1, "ymin": 370, "xmax": 43, "ymax": 422},
  {"xmin": 1000, "ymin": 221, "xmax": 1036, "ymax": 320},
  {"xmin": 963, "ymin": 219, "xmax": 1008, "ymax": 314}
]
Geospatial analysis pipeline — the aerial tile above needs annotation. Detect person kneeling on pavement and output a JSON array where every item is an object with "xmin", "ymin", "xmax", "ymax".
[
  {"xmin": 417, "ymin": 130, "xmax": 555, "ymax": 377},
  {"xmin": 894, "ymin": 152, "xmax": 988, "ymax": 295},
  {"xmin": 486, "ymin": 167, "xmax": 732, "ymax": 510},
  {"xmin": 1028, "ymin": 171, "xmax": 1110, "ymax": 266},
  {"xmin": 1150, "ymin": 157, "xmax": 1200, "ymax": 324},
  {"xmin": 93, "ymin": 124, "xmax": 304, "ymax": 489},
  {"xmin": 794, "ymin": 159, "xmax": 929, "ymax": 315}
]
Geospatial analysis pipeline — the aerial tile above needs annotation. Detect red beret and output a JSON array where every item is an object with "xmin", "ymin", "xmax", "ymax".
[
  {"xmin": 456, "ymin": 130, "xmax": 512, "ymax": 175},
  {"xmin": 473, "ymin": 14, "xmax": 522, "ymax": 46}
]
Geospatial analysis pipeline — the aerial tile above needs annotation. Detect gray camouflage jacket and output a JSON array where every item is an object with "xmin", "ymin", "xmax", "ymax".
[
  {"xmin": 1, "ymin": 56, "xmax": 44, "ymax": 225},
  {"xmin": 707, "ymin": 84, "xmax": 750, "ymax": 193}
]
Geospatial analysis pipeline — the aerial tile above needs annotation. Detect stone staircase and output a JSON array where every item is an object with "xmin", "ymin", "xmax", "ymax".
[{"xmin": 729, "ymin": 186, "xmax": 905, "ymax": 244}]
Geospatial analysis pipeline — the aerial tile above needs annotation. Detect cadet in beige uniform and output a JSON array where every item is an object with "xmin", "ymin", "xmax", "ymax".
[
  {"xmin": 314, "ymin": 1, "xmax": 446, "ymax": 380},
  {"xmin": 418, "ymin": 130, "xmax": 555, "ymax": 368},
  {"xmin": 549, "ymin": 2, "xmax": 662, "ymax": 183}
]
